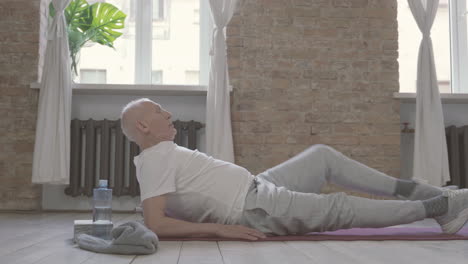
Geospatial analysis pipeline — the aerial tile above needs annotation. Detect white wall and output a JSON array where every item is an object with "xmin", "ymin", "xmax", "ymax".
[
  {"xmin": 43, "ymin": 95, "xmax": 468, "ymax": 210},
  {"xmin": 42, "ymin": 95, "xmax": 206, "ymax": 211},
  {"xmin": 400, "ymin": 102, "xmax": 468, "ymax": 128}
]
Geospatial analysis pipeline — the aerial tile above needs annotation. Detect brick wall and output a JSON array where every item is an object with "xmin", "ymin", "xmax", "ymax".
[
  {"xmin": 228, "ymin": 0, "xmax": 400, "ymax": 197},
  {"xmin": 0, "ymin": 0, "xmax": 401, "ymax": 210},
  {"xmin": 0, "ymin": 0, "xmax": 42, "ymax": 210}
]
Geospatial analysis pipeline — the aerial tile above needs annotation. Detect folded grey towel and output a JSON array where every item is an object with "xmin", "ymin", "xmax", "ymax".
[{"xmin": 77, "ymin": 221, "xmax": 158, "ymax": 255}]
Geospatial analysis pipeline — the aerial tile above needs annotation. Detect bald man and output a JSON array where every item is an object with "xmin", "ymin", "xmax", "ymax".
[{"xmin": 121, "ymin": 98, "xmax": 468, "ymax": 240}]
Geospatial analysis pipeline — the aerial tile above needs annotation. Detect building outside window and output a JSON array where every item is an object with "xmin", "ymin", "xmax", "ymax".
[
  {"xmin": 152, "ymin": 70, "xmax": 163, "ymax": 84},
  {"xmin": 153, "ymin": 0, "xmax": 167, "ymax": 21},
  {"xmin": 185, "ymin": 70, "xmax": 199, "ymax": 84},
  {"xmin": 193, "ymin": 9, "xmax": 199, "ymax": 25},
  {"xmin": 80, "ymin": 69, "xmax": 107, "ymax": 84}
]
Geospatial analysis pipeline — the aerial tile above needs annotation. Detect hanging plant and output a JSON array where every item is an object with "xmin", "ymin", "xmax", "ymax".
[{"xmin": 50, "ymin": 0, "xmax": 127, "ymax": 76}]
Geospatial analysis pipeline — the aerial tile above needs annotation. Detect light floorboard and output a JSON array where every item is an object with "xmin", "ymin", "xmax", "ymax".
[
  {"xmin": 0, "ymin": 212, "xmax": 467, "ymax": 264},
  {"xmin": 177, "ymin": 241, "xmax": 224, "ymax": 264},
  {"xmin": 218, "ymin": 241, "xmax": 315, "ymax": 264},
  {"xmin": 132, "ymin": 241, "xmax": 182, "ymax": 264},
  {"xmin": 0, "ymin": 213, "xmax": 133, "ymax": 264}
]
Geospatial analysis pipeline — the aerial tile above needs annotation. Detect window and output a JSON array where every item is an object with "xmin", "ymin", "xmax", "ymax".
[
  {"xmin": 153, "ymin": 0, "xmax": 167, "ymax": 21},
  {"xmin": 185, "ymin": 70, "xmax": 199, "ymax": 84},
  {"xmin": 75, "ymin": 0, "xmax": 211, "ymax": 86},
  {"xmin": 440, "ymin": 0, "xmax": 449, "ymax": 8},
  {"xmin": 398, "ymin": 0, "xmax": 468, "ymax": 93},
  {"xmin": 152, "ymin": 70, "xmax": 163, "ymax": 84},
  {"xmin": 398, "ymin": 0, "xmax": 451, "ymax": 93},
  {"xmin": 193, "ymin": 9, "xmax": 199, "ymax": 25},
  {"xmin": 450, "ymin": 0, "xmax": 468, "ymax": 93},
  {"xmin": 153, "ymin": 0, "xmax": 170, "ymax": 40},
  {"xmin": 153, "ymin": 14, "xmax": 171, "ymax": 40},
  {"xmin": 80, "ymin": 69, "xmax": 107, "ymax": 84},
  {"xmin": 128, "ymin": 0, "xmax": 136, "ymax": 22}
]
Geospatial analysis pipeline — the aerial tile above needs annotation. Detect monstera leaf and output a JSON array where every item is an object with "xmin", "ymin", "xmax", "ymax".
[
  {"xmin": 49, "ymin": 0, "xmax": 126, "ymax": 75},
  {"xmin": 88, "ymin": 3, "xmax": 126, "ymax": 48},
  {"xmin": 49, "ymin": 0, "xmax": 89, "ymax": 31},
  {"xmin": 64, "ymin": 0, "xmax": 90, "ymax": 31}
]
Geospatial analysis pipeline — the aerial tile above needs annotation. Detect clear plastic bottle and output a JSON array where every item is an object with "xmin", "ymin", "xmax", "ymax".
[{"xmin": 92, "ymin": 179, "xmax": 113, "ymax": 240}]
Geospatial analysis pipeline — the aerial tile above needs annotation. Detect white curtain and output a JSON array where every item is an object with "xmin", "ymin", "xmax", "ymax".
[
  {"xmin": 32, "ymin": 0, "xmax": 73, "ymax": 184},
  {"xmin": 205, "ymin": 0, "xmax": 238, "ymax": 162},
  {"xmin": 408, "ymin": 0, "xmax": 450, "ymax": 186},
  {"xmin": 38, "ymin": 0, "xmax": 51, "ymax": 82}
]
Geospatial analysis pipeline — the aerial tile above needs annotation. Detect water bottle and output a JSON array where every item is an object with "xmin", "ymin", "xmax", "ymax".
[{"xmin": 92, "ymin": 179, "xmax": 113, "ymax": 240}]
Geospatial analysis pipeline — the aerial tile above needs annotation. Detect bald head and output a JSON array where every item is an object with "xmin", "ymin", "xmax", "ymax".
[{"xmin": 120, "ymin": 98, "xmax": 154, "ymax": 142}]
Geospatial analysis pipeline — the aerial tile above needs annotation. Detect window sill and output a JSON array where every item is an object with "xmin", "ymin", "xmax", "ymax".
[
  {"xmin": 30, "ymin": 82, "xmax": 208, "ymax": 96},
  {"xmin": 393, "ymin": 92, "xmax": 468, "ymax": 103}
]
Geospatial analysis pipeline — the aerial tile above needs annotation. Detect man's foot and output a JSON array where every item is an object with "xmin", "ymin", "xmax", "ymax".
[{"xmin": 435, "ymin": 189, "xmax": 468, "ymax": 234}]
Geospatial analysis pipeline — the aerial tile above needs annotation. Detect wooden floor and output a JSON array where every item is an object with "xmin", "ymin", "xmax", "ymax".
[{"xmin": 1, "ymin": 212, "xmax": 467, "ymax": 264}]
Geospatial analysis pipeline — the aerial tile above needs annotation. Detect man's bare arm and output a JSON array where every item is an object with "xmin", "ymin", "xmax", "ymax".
[{"xmin": 142, "ymin": 195, "xmax": 266, "ymax": 240}]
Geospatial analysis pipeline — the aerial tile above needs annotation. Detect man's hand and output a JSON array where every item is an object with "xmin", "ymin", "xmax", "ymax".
[
  {"xmin": 214, "ymin": 224, "xmax": 267, "ymax": 240},
  {"xmin": 143, "ymin": 196, "xmax": 267, "ymax": 239}
]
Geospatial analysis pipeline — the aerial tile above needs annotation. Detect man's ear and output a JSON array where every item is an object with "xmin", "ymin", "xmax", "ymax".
[{"xmin": 135, "ymin": 120, "xmax": 149, "ymax": 134}]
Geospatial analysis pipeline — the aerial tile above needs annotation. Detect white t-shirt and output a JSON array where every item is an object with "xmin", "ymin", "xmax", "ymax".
[{"xmin": 134, "ymin": 141, "xmax": 254, "ymax": 224}]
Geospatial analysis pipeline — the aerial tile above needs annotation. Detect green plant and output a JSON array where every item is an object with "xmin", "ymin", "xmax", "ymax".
[{"xmin": 50, "ymin": 0, "xmax": 126, "ymax": 75}]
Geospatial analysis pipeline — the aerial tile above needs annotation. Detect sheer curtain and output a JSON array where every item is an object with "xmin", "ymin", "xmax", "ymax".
[
  {"xmin": 408, "ymin": 0, "xmax": 450, "ymax": 186},
  {"xmin": 38, "ymin": 0, "xmax": 51, "ymax": 82},
  {"xmin": 32, "ymin": 0, "xmax": 73, "ymax": 184},
  {"xmin": 205, "ymin": 0, "xmax": 238, "ymax": 162}
]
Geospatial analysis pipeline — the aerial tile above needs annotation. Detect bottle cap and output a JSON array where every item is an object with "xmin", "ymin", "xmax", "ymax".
[{"xmin": 98, "ymin": 180, "xmax": 108, "ymax": 188}]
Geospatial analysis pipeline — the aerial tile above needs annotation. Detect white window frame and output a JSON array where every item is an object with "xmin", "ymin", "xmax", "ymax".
[
  {"xmin": 449, "ymin": 0, "xmax": 468, "ymax": 93},
  {"xmin": 135, "ymin": 0, "xmax": 153, "ymax": 84},
  {"xmin": 199, "ymin": 0, "xmax": 211, "ymax": 86}
]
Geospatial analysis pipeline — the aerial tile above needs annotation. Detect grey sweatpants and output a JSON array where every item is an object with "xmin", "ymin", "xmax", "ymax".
[{"xmin": 239, "ymin": 144, "xmax": 427, "ymax": 235}]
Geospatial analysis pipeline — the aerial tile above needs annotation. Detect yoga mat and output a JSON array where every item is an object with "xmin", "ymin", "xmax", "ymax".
[{"xmin": 160, "ymin": 227, "xmax": 468, "ymax": 241}]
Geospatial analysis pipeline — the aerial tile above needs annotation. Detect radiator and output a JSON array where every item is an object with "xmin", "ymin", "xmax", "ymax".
[
  {"xmin": 446, "ymin": 125, "xmax": 468, "ymax": 188},
  {"xmin": 400, "ymin": 124, "xmax": 468, "ymax": 188},
  {"xmin": 64, "ymin": 119, "xmax": 204, "ymax": 197}
]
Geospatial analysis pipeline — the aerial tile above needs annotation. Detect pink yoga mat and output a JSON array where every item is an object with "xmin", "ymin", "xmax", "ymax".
[{"xmin": 160, "ymin": 227, "xmax": 468, "ymax": 241}]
